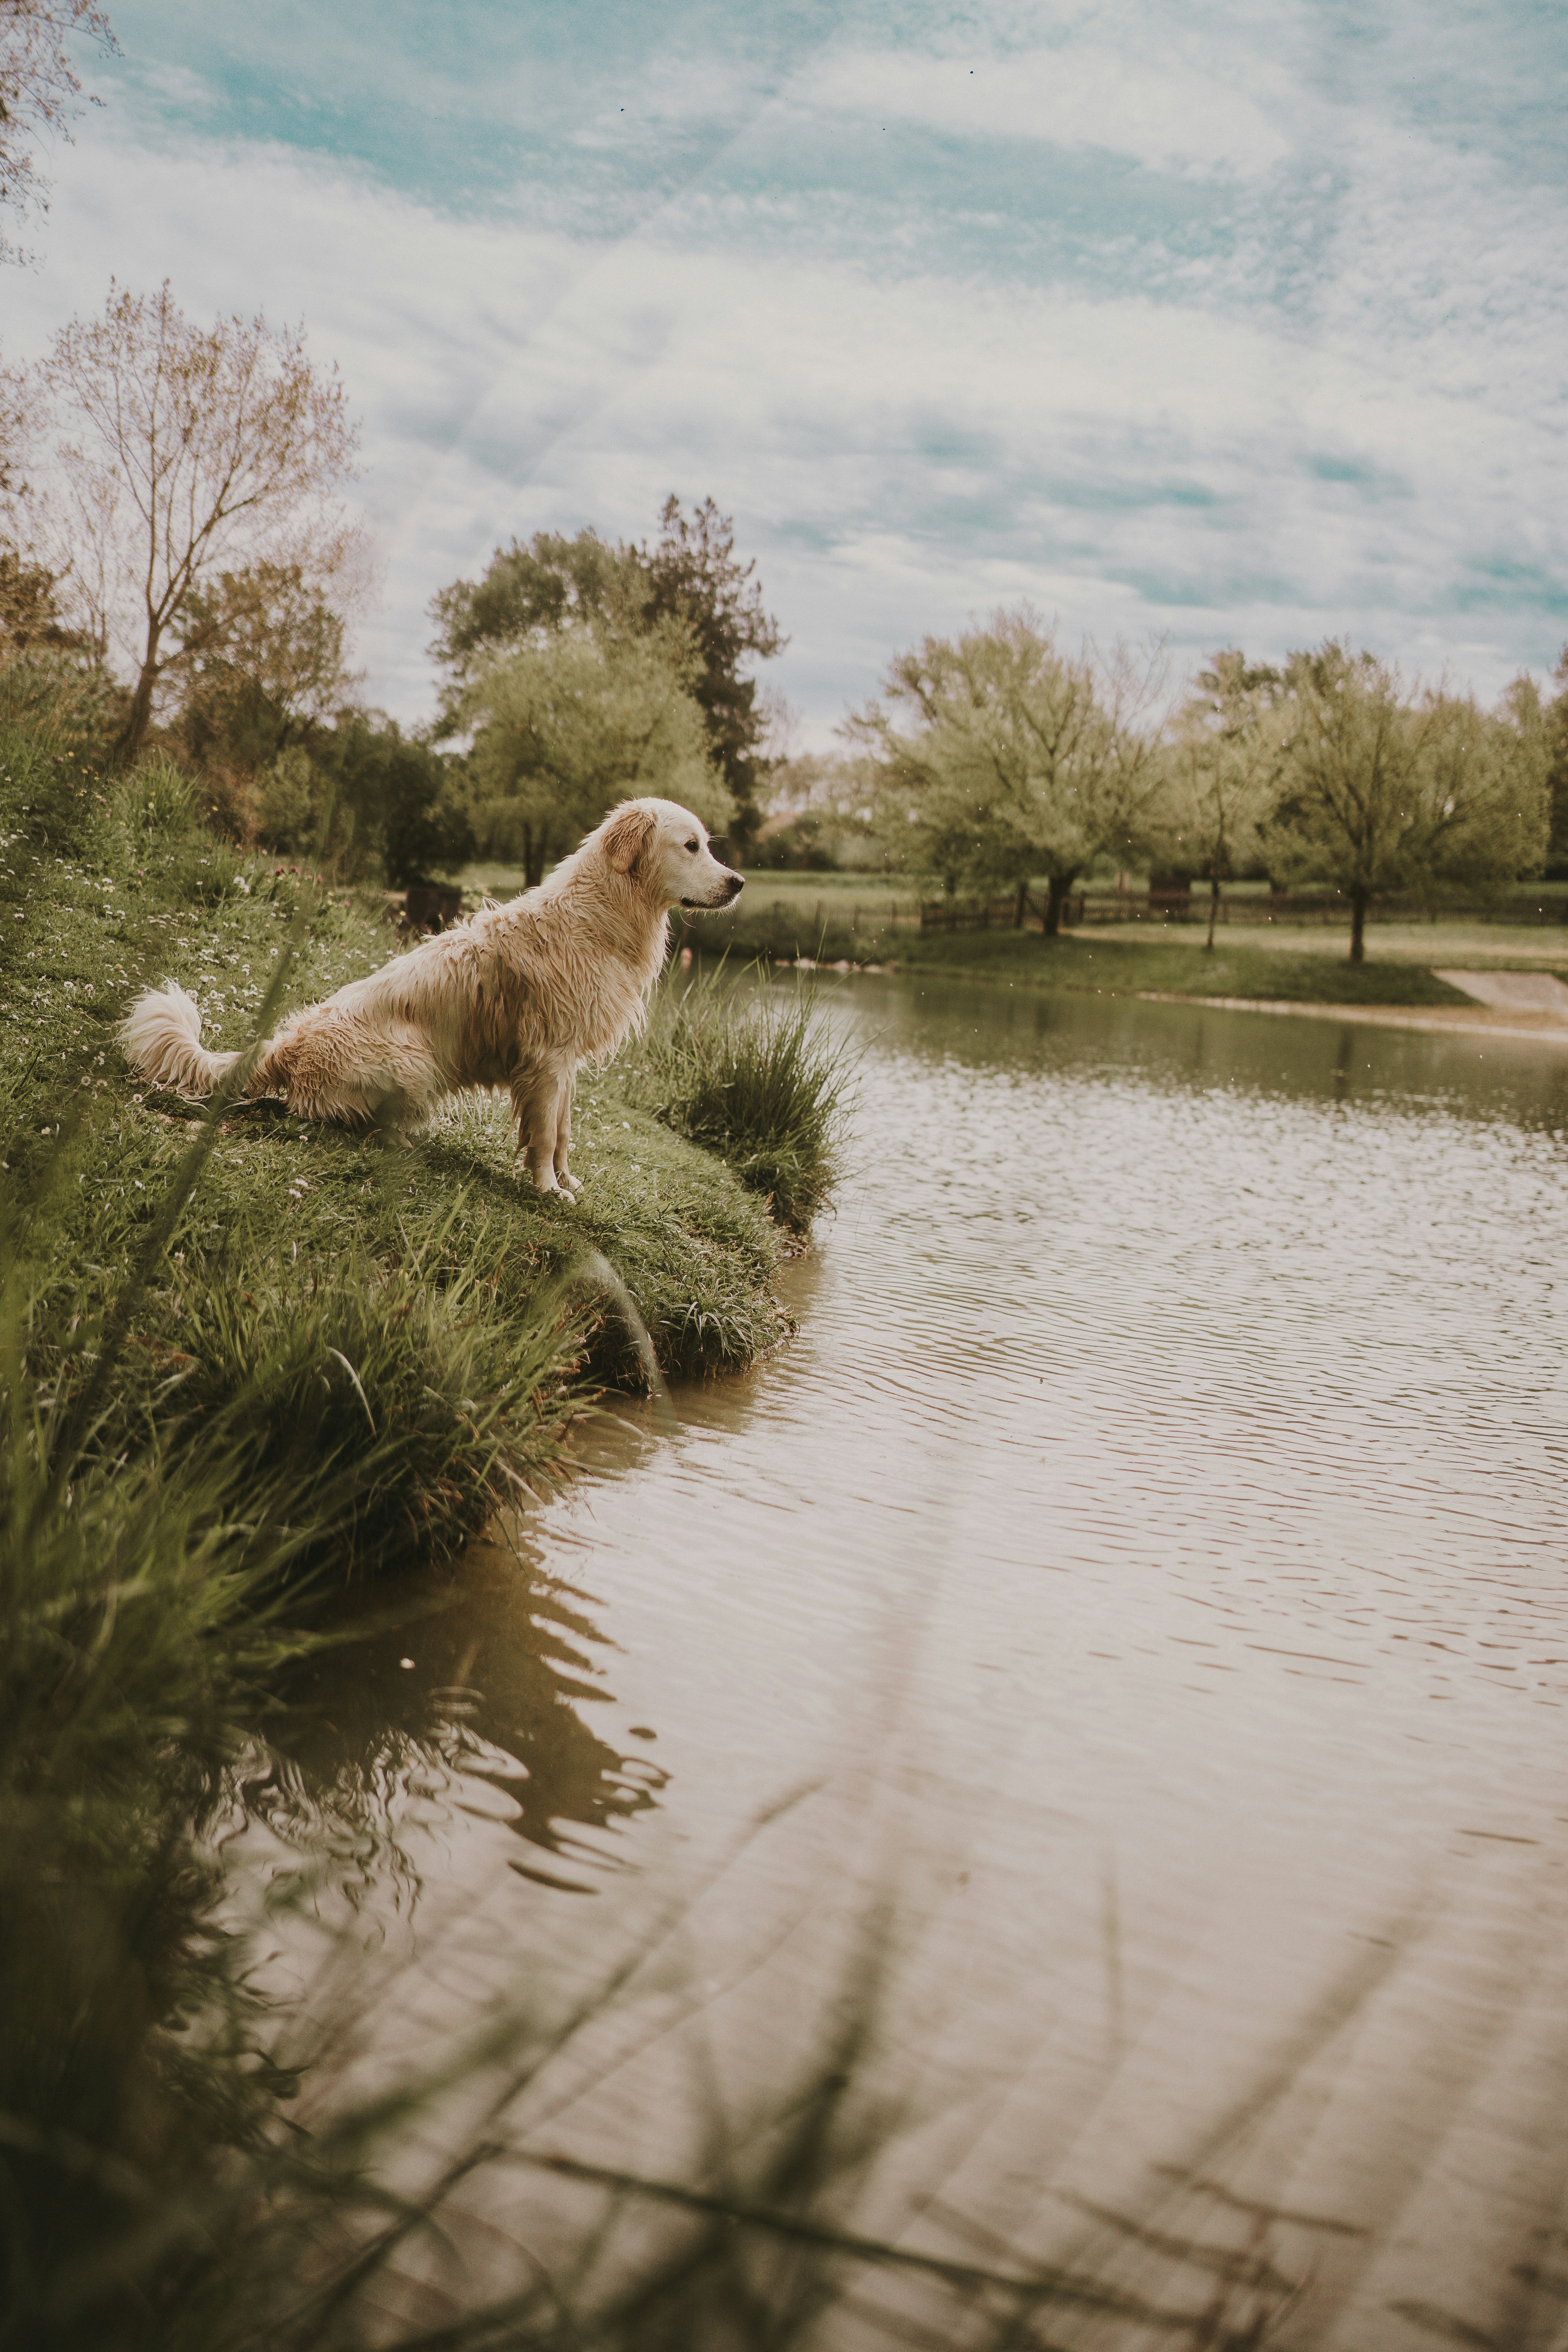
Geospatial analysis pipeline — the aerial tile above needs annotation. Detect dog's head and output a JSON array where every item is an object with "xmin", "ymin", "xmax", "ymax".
[{"xmin": 597, "ymin": 799, "xmax": 744, "ymax": 912}]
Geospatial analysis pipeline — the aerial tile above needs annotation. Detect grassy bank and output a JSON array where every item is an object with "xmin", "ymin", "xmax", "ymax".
[
  {"xmin": 2, "ymin": 778, "xmax": 806, "ymax": 1399},
  {"xmin": 686, "ymin": 898, "xmax": 1477, "ymax": 1007},
  {"xmin": 876, "ymin": 927, "xmax": 1475, "ymax": 1005},
  {"xmin": 0, "ymin": 724, "xmax": 849, "ymax": 2343}
]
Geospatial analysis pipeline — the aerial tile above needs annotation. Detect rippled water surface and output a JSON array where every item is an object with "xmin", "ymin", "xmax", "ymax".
[{"xmin": 281, "ymin": 980, "xmax": 1568, "ymax": 2345}]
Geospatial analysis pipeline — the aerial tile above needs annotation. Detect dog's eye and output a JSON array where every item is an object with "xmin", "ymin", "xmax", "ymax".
[{"xmin": 685, "ymin": 838, "xmax": 699, "ymax": 853}]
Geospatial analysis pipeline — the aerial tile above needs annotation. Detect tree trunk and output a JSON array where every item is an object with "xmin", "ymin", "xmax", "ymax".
[
  {"xmin": 1013, "ymin": 878, "xmax": 1028, "ymax": 930},
  {"xmin": 1205, "ymin": 875, "xmax": 1220, "ymax": 952},
  {"xmin": 1348, "ymin": 887, "xmax": 1368, "ymax": 964},
  {"xmin": 524, "ymin": 828, "xmax": 545, "ymax": 889},
  {"xmin": 1043, "ymin": 873, "xmax": 1074, "ymax": 937},
  {"xmin": 113, "ymin": 655, "xmax": 160, "ymax": 767}
]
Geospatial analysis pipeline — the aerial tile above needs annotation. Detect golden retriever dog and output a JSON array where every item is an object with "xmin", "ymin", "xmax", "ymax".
[{"xmin": 120, "ymin": 797, "xmax": 743, "ymax": 1195}]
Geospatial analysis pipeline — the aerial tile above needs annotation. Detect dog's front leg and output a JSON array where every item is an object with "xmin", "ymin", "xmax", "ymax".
[
  {"xmin": 510, "ymin": 1060, "xmax": 571, "ymax": 1195},
  {"xmin": 552, "ymin": 1070, "xmax": 582, "ymax": 1195}
]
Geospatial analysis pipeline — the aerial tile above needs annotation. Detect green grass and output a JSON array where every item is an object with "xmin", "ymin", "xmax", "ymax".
[
  {"xmin": 691, "ymin": 900, "xmax": 1477, "ymax": 1007},
  {"xmin": 0, "ymin": 774, "xmax": 799, "ymax": 1414},
  {"xmin": 624, "ymin": 964, "xmax": 851, "ymax": 1232},
  {"xmin": 882, "ymin": 927, "xmax": 1476, "ymax": 1005}
]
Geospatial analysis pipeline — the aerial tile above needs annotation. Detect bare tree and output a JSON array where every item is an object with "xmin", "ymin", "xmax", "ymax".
[
  {"xmin": 0, "ymin": 0, "xmax": 117, "ymax": 256},
  {"xmin": 37, "ymin": 280, "xmax": 364, "ymax": 761},
  {"xmin": 0, "ymin": 355, "xmax": 33, "ymax": 497}
]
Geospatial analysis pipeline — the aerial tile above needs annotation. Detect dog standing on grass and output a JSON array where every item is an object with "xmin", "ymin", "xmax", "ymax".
[{"xmin": 120, "ymin": 797, "xmax": 744, "ymax": 1196}]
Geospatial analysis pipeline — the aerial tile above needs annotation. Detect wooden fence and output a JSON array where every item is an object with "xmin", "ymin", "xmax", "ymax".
[{"xmin": 918, "ymin": 889, "xmax": 1568, "ymax": 934}]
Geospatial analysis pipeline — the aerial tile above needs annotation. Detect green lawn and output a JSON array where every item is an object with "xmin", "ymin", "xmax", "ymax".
[
  {"xmin": 687, "ymin": 898, "xmax": 1476, "ymax": 1004},
  {"xmin": 877, "ymin": 928, "xmax": 1476, "ymax": 1005}
]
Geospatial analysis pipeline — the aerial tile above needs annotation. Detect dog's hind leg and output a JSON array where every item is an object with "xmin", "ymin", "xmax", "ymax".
[{"xmin": 257, "ymin": 1015, "xmax": 442, "ymax": 1131}]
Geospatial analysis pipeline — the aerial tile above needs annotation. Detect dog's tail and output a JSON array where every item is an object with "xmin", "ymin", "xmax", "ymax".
[{"xmin": 120, "ymin": 982, "xmax": 243, "ymax": 1101}]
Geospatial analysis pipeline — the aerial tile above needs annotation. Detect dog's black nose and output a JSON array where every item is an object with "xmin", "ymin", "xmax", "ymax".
[{"xmin": 724, "ymin": 871, "xmax": 744, "ymax": 900}]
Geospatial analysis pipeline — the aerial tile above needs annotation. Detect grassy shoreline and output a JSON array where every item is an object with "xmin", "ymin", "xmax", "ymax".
[
  {"xmin": 677, "ymin": 904, "xmax": 1481, "ymax": 1007},
  {"xmin": 0, "ymin": 739, "xmax": 847, "ymax": 2341},
  {"xmin": 3, "ymin": 786, "xmax": 801, "ymax": 1402}
]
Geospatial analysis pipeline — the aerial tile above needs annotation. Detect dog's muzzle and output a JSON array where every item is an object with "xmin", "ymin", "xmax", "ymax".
[{"xmin": 682, "ymin": 871, "xmax": 744, "ymax": 908}]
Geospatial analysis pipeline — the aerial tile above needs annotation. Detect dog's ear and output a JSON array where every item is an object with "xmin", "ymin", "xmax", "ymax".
[{"xmin": 601, "ymin": 804, "xmax": 657, "ymax": 877}]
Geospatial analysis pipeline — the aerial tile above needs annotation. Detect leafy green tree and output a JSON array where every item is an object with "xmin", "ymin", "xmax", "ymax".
[
  {"xmin": 639, "ymin": 496, "xmax": 785, "ymax": 848},
  {"xmin": 851, "ymin": 608, "xmax": 1167, "ymax": 933},
  {"xmin": 430, "ymin": 496, "xmax": 783, "ymax": 848},
  {"xmin": 1157, "ymin": 650, "xmax": 1285, "ymax": 949},
  {"xmin": 1264, "ymin": 642, "xmax": 1549, "ymax": 962},
  {"xmin": 428, "ymin": 526, "xmax": 640, "ymax": 690},
  {"xmin": 254, "ymin": 713, "xmax": 468, "ymax": 886},
  {"xmin": 460, "ymin": 625, "xmax": 730, "ymax": 887},
  {"xmin": 1543, "ymin": 644, "xmax": 1568, "ymax": 872}
]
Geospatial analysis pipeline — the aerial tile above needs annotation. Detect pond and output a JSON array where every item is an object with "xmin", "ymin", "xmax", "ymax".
[{"xmin": 268, "ymin": 976, "xmax": 1568, "ymax": 2347}]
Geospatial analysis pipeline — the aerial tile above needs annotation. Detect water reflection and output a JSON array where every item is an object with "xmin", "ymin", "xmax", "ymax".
[
  {"xmin": 864, "ymin": 968, "xmax": 1568, "ymax": 1129},
  {"xmin": 263, "ymin": 1533, "xmax": 668, "ymax": 1893}
]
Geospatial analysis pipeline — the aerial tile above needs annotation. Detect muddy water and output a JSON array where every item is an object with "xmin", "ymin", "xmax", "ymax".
[{"xmin": 274, "ymin": 979, "xmax": 1568, "ymax": 2346}]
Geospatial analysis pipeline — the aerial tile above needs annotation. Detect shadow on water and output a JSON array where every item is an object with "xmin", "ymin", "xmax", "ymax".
[{"xmin": 255, "ymin": 1528, "xmax": 668, "ymax": 1896}]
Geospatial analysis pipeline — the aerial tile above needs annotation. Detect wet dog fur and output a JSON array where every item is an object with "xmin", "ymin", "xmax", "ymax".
[{"xmin": 120, "ymin": 797, "xmax": 743, "ymax": 1194}]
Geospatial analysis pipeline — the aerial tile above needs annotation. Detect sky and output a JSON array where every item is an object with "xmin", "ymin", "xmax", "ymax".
[{"xmin": 4, "ymin": 0, "xmax": 1566, "ymax": 746}]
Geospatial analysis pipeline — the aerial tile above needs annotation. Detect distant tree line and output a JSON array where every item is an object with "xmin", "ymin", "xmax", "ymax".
[{"xmin": 837, "ymin": 609, "xmax": 1558, "ymax": 963}]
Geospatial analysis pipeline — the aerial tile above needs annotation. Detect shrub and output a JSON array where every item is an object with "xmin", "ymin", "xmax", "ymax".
[
  {"xmin": 0, "ymin": 653, "xmax": 116, "ymax": 850},
  {"xmin": 628, "ymin": 967, "xmax": 849, "ymax": 1231},
  {"xmin": 0, "ymin": 647, "xmax": 120, "ymax": 765},
  {"xmin": 111, "ymin": 751, "xmax": 195, "ymax": 837}
]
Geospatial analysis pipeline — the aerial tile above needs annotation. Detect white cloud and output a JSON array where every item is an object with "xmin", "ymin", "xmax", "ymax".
[
  {"xmin": 2, "ymin": 59, "xmax": 1564, "ymax": 748},
  {"xmin": 793, "ymin": 42, "xmax": 1292, "ymax": 178}
]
